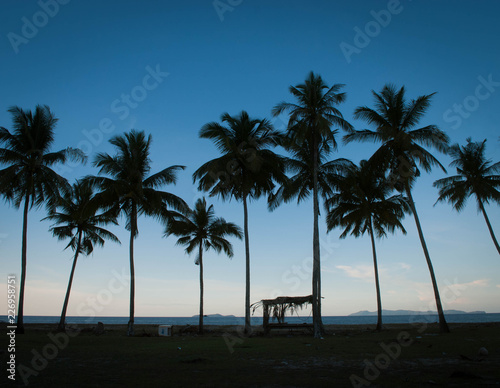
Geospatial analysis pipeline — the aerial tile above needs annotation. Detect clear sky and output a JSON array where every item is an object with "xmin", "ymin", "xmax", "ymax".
[{"xmin": 1, "ymin": 0, "xmax": 499, "ymax": 319}]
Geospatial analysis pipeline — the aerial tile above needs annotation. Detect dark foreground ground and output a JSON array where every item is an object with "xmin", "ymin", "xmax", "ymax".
[{"xmin": 2, "ymin": 322, "xmax": 500, "ymax": 387}]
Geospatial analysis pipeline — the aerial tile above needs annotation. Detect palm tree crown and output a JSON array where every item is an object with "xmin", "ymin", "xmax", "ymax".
[
  {"xmin": 166, "ymin": 197, "xmax": 242, "ymax": 260},
  {"xmin": 345, "ymin": 84, "xmax": 449, "ymax": 190},
  {"xmin": 165, "ymin": 197, "xmax": 242, "ymax": 333},
  {"xmin": 45, "ymin": 180, "xmax": 120, "ymax": 255},
  {"xmin": 0, "ymin": 105, "xmax": 85, "ymax": 334},
  {"xmin": 269, "ymin": 136, "xmax": 353, "ymax": 209},
  {"xmin": 0, "ymin": 105, "xmax": 85, "ymax": 209},
  {"xmin": 193, "ymin": 111, "xmax": 285, "ymax": 200},
  {"xmin": 326, "ymin": 160, "xmax": 409, "ymax": 239},
  {"xmin": 434, "ymin": 138, "xmax": 500, "ymax": 254}
]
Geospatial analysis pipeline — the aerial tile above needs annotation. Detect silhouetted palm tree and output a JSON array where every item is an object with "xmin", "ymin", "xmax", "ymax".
[
  {"xmin": 325, "ymin": 160, "xmax": 410, "ymax": 331},
  {"xmin": 43, "ymin": 180, "xmax": 120, "ymax": 332},
  {"xmin": 193, "ymin": 111, "xmax": 286, "ymax": 334},
  {"xmin": 344, "ymin": 84, "xmax": 451, "ymax": 333},
  {"xmin": 86, "ymin": 130, "xmax": 187, "ymax": 336},
  {"xmin": 165, "ymin": 197, "xmax": 242, "ymax": 334},
  {"xmin": 434, "ymin": 138, "xmax": 500, "ymax": 255},
  {"xmin": 272, "ymin": 72, "xmax": 353, "ymax": 338},
  {"xmin": 0, "ymin": 105, "xmax": 85, "ymax": 334}
]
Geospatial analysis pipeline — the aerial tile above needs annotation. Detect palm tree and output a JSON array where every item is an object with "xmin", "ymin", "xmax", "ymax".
[
  {"xmin": 165, "ymin": 197, "xmax": 242, "ymax": 334},
  {"xmin": 344, "ymin": 84, "xmax": 451, "ymax": 333},
  {"xmin": 272, "ymin": 72, "xmax": 353, "ymax": 338},
  {"xmin": 193, "ymin": 111, "xmax": 286, "ymax": 334},
  {"xmin": 86, "ymin": 130, "xmax": 187, "ymax": 336},
  {"xmin": 43, "ymin": 180, "xmax": 120, "ymax": 332},
  {"xmin": 0, "ymin": 105, "xmax": 85, "ymax": 334},
  {"xmin": 325, "ymin": 160, "xmax": 410, "ymax": 331},
  {"xmin": 434, "ymin": 138, "xmax": 500, "ymax": 255}
]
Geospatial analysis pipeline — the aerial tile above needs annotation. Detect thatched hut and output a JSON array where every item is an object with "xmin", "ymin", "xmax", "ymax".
[{"xmin": 251, "ymin": 295, "xmax": 313, "ymax": 333}]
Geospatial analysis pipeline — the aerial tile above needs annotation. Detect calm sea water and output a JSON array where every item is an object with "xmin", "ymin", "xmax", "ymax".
[{"xmin": 3, "ymin": 313, "xmax": 500, "ymax": 326}]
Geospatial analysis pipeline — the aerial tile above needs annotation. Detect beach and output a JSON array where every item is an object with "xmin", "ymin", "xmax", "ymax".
[{"xmin": 6, "ymin": 322, "xmax": 500, "ymax": 387}]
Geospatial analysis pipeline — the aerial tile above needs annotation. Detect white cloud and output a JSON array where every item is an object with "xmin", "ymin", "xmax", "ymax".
[
  {"xmin": 397, "ymin": 262, "xmax": 411, "ymax": 271},
  {"xmin": 336, "ymin": 265, "xmax": 374, "ymax": 281}
]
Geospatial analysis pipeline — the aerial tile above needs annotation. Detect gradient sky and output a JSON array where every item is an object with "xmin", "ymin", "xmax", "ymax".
[{"xmin": 1, "ymin": 0, "xmax": 499, "ymax": 319}]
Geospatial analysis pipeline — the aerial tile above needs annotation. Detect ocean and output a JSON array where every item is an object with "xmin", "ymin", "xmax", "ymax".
[{"xmin": 3, "ymin": 313, "xmax": 500, "ymax": 326}]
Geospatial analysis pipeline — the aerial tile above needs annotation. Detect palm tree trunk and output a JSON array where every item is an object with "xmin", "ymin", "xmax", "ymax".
[
  {"xmin": 312, "ymin": 135, "xmax": 323, "ymax": 338},
  {"xmin": 198, "ymin": 243, "xmax": 204, "ymax": 335},
  {"xmin": 369, "ymin": 218, "xmax": 383, "ymax": 331},
  {"xmin": 243, "ymin": 194, "xmax": 251, "ymax": 335},
  {"xmin": 478, "ymin": 200, "xmax": 500, "ymax": 255},
  {"xmin": 127, "ymin": 205, "xmax": 136, "ymax": 337},
  {"xmin": 58, "ymin": 231, "xmax": 82, "ymax": 332},
  {"xmin": 16, "ymin": 195, "xmax": 30, "ymax": 334},
  {"xmin": 406, "ymin": 186, "xmax": 449, "ymax": 333}
]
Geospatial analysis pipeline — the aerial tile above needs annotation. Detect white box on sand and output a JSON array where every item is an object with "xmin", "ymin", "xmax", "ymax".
[{"xmin": 158, "ymin": 325, "xmax": 172, "ymax": 336}]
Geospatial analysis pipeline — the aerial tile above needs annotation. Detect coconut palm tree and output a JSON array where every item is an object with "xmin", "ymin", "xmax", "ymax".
[
  {"xmin": 43, "ymin": 180, "xmax": 120, "ymax": 332},
  {"xmin": 86, "ymin": 130, "xmax": 187, "ymax": 336},
  {"xmin": 434, "ymin": 138, "xmax": 500, "ymax": 255},
  {"xmin": 325, "ymin": 160, "xmax": 410, "ymax": 331},
  {"xmin": 344, "ymin": 84, "xmax": 451, "ymax": 333},
  {"xmin": 193, "ymin": 111, "xmax": 286, "ymax": 334},
  {"xmin": 272, "ymin": 71, "xmax": 353, "ymax": 338},
  {"xmin": 0, "ymin": 105, "xmax": 85, "ymax": 334},
  {"xmin": 165, "ymin": 197, "xmax": 242, "ymax": 334}
]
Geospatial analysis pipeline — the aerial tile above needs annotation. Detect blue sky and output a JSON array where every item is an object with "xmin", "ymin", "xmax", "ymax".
[{"xmin": 1, "ymin": 0, "xmax": 499, "ymax": 319}]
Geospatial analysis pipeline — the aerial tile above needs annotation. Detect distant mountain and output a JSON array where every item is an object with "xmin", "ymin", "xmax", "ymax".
[
  {"xmin": 349, "ymin": 309, "xmax": 486, "ymax": 316},
  {"xmin": 191, "ymin": 314, "xmax": 236, "ymax": 318}
]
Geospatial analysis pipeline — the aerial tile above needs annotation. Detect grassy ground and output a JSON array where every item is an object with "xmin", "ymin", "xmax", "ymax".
[{"xmin": 3, "ymin": 322, "xmax": 500, "ymax": 387}]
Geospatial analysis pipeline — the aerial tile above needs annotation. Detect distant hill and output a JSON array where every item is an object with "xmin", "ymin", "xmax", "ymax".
[
  {"xmin": 191, "ymin": 314, "xmax": 236, "ymax": 318},
  {"xmin": 349, "ymin": 309, "xmax": 486, "ymax": 316}
]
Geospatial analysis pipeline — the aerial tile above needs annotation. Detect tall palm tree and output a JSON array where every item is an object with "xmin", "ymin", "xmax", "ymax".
[
  {"xmin": 272, "ymin": 72, "xmax": 353, "ymax": 338},
  {"xmin": 165, "ymin": 197, "xmax": 242, "ymax": 334},
  {"xmin": 86, "ymin": 130, "xmax": 187, "ymax": 336},
  {"xmin": 325, "ymin": 160, "xmax": 410, "ymax": 331},
  {"xmin": 43, "ymin": 180, "xmax": 120, "ymax": 332},
  {"xmin": 0, "ymin": 105, "xmax": 85, "ymax": 334},
  {"xmin": 193, "ymin": 111, "xmax": 286, "ymax": 334},
  {"xmin": 434, "ymin": 138, "xmax": 500, "ymax": 255},
  {"xmin": 344, "ymin": 84, "xmax": 451, "ymax": 333}
]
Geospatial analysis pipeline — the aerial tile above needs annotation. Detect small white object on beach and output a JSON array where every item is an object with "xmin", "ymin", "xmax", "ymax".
[{"xmin": 478, "ymin": 347, "xmax": 488, "ymax": 356}]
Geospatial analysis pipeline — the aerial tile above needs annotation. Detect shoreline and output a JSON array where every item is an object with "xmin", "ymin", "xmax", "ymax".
[{"xmin": 12, "ymin": 321, "xmax": 500, "ymax": 336}]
